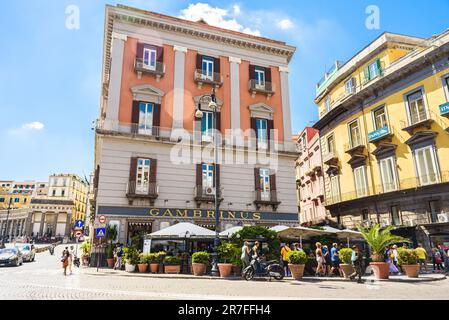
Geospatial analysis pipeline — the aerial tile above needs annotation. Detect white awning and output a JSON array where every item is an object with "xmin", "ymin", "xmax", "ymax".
[
  {"xmin": 219, "ymin": 226, "xmax": 243, "ymax": 237},
  {"xmin": 147, "ymin": 222, "xmax": 216, "ymax": 239}
]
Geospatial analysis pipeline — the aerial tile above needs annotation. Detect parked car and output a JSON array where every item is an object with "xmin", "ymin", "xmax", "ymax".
[
  {"xmin": 15, "ymin": 243, "xmax": 36, "ymax": 262},
  {"xmin": 0, "ymin": 248, "xmax": 23, "ymax": 267}
]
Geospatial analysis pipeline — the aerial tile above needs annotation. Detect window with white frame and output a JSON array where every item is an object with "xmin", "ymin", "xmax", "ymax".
[
  {"xmin": 330, "ymin": 175, "xmax": 341, "ymax": 203},
  {"xmin": 391, "ymin": 205, "xmax": 401, "ymax": 226},
  {"xmin": 345, "ymin": 77, "xmax": 355, "ymax": 95},
  {"xmin": 414, "ymin": 145, "xmax": 439, "ymax": 186},
  {"xmin": 324, "ymin": 96, "xmax": 331, "ymax": 112},
  {"xmin": 348, "ymin": 120, "xmax": 362, "ymax": 148},
  {"xmin": 136, "ymin": 159, "xmax": 151, "ymax": 194},
  {"xmin": 256, "ymin": 118, "xmax": 268, "ymax": 149},
  {"xmin": 444, "ymin": 76, "xmax": 449, "ymax": 100},
  {"xmin": 202, "ymin": 57, "xmax": 214, "ymax": 80},
  {"xmin": 138, "ymin": 102, "xmax": 153, "ymax": 135},
  {"xmin": 255, "ymin": 67, "xmax": 265, "ymax": 89},
  {"xmin": 259, "ymin": 168, "xmax": 271, "ymax": 201},
  {"xmin": 143, "ymin": 47, "xmax": 157, "ymax": 70},
  {"xmin": 201, "ymin": 111, "xmax": 214, "ymax": 138},
  {"xmin": 327, "ymin": 134, "xmax": 335, "ymax": 154},
  {"xmin": 373, "ymin": 106, "xmax": 388, "ymax": 130},
  {"xmin": 366, "ymin": 59, "xmax": 381, "ymax": 80},
  {"xmin": 379, "ymin": 157, "xmax": 398, "ymax": 192},
  {"xmin": 202, "ymin": 164, "xmax": 214, "ymax": 193},
  {"xmin": 353, "ymin": 166, "xmax": 368, "ymax": 197},
  {"xmin": 406, "ymin": 90, "xmax": 428, "ymax": 125}
]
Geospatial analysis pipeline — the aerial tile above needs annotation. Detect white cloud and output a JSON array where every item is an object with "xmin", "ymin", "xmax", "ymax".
[
  {"xmin": 277, "ymin": 19, "xmax": 294, "ymax": 30},
  {"xmin": 22, "ymin": 121, "xmax": 45, "ymax": 130},
  {"xmin": 179, "ymin": 3, "xmax": 261, "ymax": 36}
]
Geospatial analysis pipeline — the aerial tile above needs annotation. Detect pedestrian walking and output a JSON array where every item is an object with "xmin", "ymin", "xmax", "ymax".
[
  {"xmin": 67, "ymin": 245, "xmax": 75, "ymax": 274},
  {"xmin": 114, "ymin": 243, "xmax": 123, "ymax": 270},
  {"xmin": 349, "ymin": 245, "xmax": 363, "ymax": 283},
  {"xmin": 61, "ymin": 247, "xmax": 70, "ymax": 276},
  {"xmin": 241, "ymin": 241, "xmax": 251, "ymax": 270},
  {"xmin": 416, "ymin": 243, "xmax": 428, "ymax": 272},
  {"xmin": 322, "ymin": 245, "xmax": 330, "ymax": 276},
  {"xmin": 329, "ymin": 243, "xmax": 342, "ymax": 277},
  {"xmin": 280, "ymin": 243, "xmax": 291, "ymax": 277},
  {"xmin": 444, "ymin": 249, "xmax": 449, "ymax": 275},
  {"xmin": 432, "ymin": 248, "xmax": 444, "ymax": 272},
  {"xmin": 315, "ymin": 242, "xmax": 325, "ymax": 277}
]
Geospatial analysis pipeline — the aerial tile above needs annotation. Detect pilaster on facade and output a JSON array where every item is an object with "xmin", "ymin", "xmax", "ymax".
[
  {"xmin": 279, "ymin": 66, "xmax": 294, "ymax": 151},
  {"xmin": 172, "ymin": 45, "xmax": 187, "ymax": 130},
  {"xmin": 229, "ymin": 56, "xmax": 242, "ymax": 134}
]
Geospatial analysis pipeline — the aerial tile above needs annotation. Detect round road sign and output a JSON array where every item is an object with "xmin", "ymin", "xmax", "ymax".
[
  {"xmin": 99, "ymin": 215, "xmax": 106, "ymax": 224},
  {"xmin": 74, "ymin": 230, "xmax": 83, "ymax": 238}
]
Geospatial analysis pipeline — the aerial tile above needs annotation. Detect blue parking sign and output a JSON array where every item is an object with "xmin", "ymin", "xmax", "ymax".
[
  {"xmin": 75, "ymin": 220, "xmax": 84, "ymax": 229},
  {"xmin": 95, "ymin": 228, "xmax": 106, "ymax": 238}
]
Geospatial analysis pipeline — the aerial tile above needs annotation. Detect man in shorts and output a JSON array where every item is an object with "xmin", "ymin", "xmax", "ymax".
[
  {"xmin": 416, "ymin": 243, "xmax": 428, "ymax": 272},
  {"xmin": 330, "ymin": 243, "xmax": 342, "ymax": 277}
]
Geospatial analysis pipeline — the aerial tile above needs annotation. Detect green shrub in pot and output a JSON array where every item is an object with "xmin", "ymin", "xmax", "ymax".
[
  {"xmin": 398, "ymin": 248, "xmax": 418, "ymax": 265},
  {"xmin": 339, "ymin": 248, "xmax": 353, "ymax": 265},
  {"xmin": 287, "ymin": 250, "xmax": 307, "ymax": 264},
  {"xmin": 164, "ymin": 256, "xmax": 181, "ymax": 266},
  {"xmin": 192, "ymin": 251, "xmax": 210, "ymax": 264}
]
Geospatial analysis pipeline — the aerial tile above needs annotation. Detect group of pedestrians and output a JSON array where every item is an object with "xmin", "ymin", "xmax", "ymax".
[
  {"xmin": 61, "ymin": 245, "xmax": 75, "ymax": 276},
  {"xmin": 240, "ymin": 241, "xmax": 261, "ymax": 270}
]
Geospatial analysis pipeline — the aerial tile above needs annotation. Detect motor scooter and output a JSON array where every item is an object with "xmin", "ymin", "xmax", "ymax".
[
  {"xmin": 242, "ymin": 256, "xmax": 284, "ymax": 281},
  {"xmin": 49, "ymin": 245, "xmax": 55, "ymax": 255}
]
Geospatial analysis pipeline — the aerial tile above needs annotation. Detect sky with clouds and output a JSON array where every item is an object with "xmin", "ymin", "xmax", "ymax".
[{"xmin": 1, "ymin": 0, "xmax": 449, "ymax": 181}]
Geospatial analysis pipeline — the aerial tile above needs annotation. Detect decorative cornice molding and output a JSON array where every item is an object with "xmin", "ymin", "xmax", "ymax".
[
  {"xmin": 173, "ymin": 45, "xmax": 187, "ymax": 53},
  {"xmin": 229, "ymin": 56, "xmax": 242, "ymax": 64},
  {"xmin": 279, "ymin": 66, "xmax": 289, "ymax": 73},
  {"xmin": 112, "ymin": 32, "xmax": 128, "ymax": 41}
]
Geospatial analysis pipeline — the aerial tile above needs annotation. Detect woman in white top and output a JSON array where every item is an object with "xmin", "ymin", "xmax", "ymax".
[{"xmin": 315, "ymin": 242, "xmax": 325, "ymax": 276}]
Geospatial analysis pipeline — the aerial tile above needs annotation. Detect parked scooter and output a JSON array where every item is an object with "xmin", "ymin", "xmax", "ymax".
[
  {"xmin": 49, "ymin": 245, "xmax": 55, "ymax": 255},
  {"xmin": 242, "ymin": 256, "xmax": 284, "ymax": 281}
]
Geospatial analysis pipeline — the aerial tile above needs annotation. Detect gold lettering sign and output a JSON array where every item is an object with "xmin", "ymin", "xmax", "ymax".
[
  {"xmin": 207, "ymin": 211, "xmax": 215, "ymax": 219},
  {"xmin": 162, "ymin": 209, "xmax": 173, "ymax": 217},
  {"xmin": 193, "ymin": 210, "xmax": 202, "ymax": 218},
  {"xmin": 240, "ymin": 212, "xmax": 249, "ymax": 219},
  {"xmin": 228, "ymin": 211, "xmax": 236, "ymax": 219},
  {"xmin": 253, "ymin": 212, "xmax": 261, "ymax": 220},
  {"xmin": 176, "ymin": 209, "xmax": 188, "ymax": 217},
  {"xmin": 149, "ymin": 208, "xmax": 160, "ymax": 216}
]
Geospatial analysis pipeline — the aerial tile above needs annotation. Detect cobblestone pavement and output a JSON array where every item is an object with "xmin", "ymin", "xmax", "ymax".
[{"xmin": 0, "ymin": 245, "xmax": 448, "ymax": 300}]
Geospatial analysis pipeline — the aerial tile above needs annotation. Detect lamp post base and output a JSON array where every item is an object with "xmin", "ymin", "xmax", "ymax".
[{"xmin": 210, "ymin": 252, "xmax": 219, "ymax": 277}]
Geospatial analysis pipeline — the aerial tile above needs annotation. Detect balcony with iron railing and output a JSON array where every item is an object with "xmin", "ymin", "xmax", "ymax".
[
  {"xmin": 134, "ymin": 59, "xmax": 165, "ymax": 80},
  {"xmin": 322, "ymin": 150, "xmax": 339, "ymax": 165},
  {"xmin": 194, "ymin": 69, "xmax": 223, "ymax": 88},
  {"xmin": 344, "ymin": 139, "xmax": 366, "ymax": 154},
  {"xmin": 194, "ymin": 185, "xmax": 223, "ymax": 206},
  {"xmin": 248, "ymin": 80, "xmax": 275, "ymax": 97},
  {"xmin": 126, "ymin": 181, "xmax": 159, "ymax": 203},
  {"xmin": 254, "ymin": 190, "xmax": 281, "ymax": 211},
  {"xmin": 400, "ymin": 110, "xmax": 434, "ymax": 134},
  {"xmin": 325, "ymin": 171, "xmax": 449, "ymax": 206}
]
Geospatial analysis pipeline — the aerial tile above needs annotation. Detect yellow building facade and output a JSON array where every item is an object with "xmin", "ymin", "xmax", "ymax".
[{"xmin": 313, "ymin": 31, "xmax": 449, "ymax": 249}]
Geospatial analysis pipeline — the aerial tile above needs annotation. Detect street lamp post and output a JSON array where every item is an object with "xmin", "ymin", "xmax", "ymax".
[{"xmin": 196, "ymin": 88, "xmax": 220, "ymax": 277}]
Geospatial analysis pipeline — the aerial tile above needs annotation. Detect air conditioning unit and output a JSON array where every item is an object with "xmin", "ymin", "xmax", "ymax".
[
  {"xmin": 437, "ymin": 213, "xmax": 449, "ymax": 223},
  {"xmin": 205, "ymin": 187, "xmax": 216, "ymax": 196}
]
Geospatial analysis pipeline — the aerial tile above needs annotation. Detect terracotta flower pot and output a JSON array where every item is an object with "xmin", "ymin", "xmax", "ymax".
[
  {"xmin": 289, "ymin": 264, "xmax": 305, "ymax": 280},
  {"xmin": 137, "ymin": 263, "xmax": 148, "ymax": 273},
  {"xmin": 125, "ymin": 263, "xmax": 136, "ymax": 273},
  {"xmin": 340, "ymin": 264, "xmax": 355, "ymax": 279},
  {"xmin": 402, "ymin": 264, "xmax": 420, "ymax": 278},
  {"xmin": 106, "ymin": 258, "xmax": 114, "ymax": 269},
  {"xmin": 149, "ymin": 263, "xmax": 159, "ymax": 273},
  {"xmin": 192, "ymin": 263, "xmax": 207, "ymax": 276},
  {"xmin": 164, "ymin": 265, "xmax": 181, "ymax": 274},
  {"xmin": 218, "ymin": 263, "xmax": 233, "ymax": 278},
  {"xmin": 232, "ymin": 265, "xmax": 242, "ymax": 276},
  {"xmin": 370, "ymin": 262, "xmax": 390, "ymax": 279}
]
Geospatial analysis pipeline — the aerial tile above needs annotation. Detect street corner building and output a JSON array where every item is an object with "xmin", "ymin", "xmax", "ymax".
[
  {"xmin": 312, "ymin": 31, "xmax": 449, "ymax": 249},
  {"xmin": 93, "ymin": 4, "xmax": 299, "ymax": 243}
]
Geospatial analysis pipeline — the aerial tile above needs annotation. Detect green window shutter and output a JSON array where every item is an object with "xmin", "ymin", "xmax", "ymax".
[
  {"xmin": 376, "ymin": 59, "xmax": 382, "ymax": 75},
  {"xmin": 364, "ymin": 66, "xmax": 370, "ymax": 82}
]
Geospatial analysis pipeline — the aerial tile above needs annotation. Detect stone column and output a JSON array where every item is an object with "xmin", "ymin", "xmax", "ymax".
[
  {"xmin": 105, "ymin": 32, "xmax": 127, "ymax": 131},
  {"xmin": 172, "ymin": 45, "xmax": 187, "ymax": 130},
  {"xmin": 229, "ymin": 57, "xmax": 242, "ymax": 134},
  {"xmin": 279, "ymin": 66, "xmax": 293, "ymax": 151},
  {"xmin": 39, "ymin": 212, "xmax": 45, "ymax": 236}
]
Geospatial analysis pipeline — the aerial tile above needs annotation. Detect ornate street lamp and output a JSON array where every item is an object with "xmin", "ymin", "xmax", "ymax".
[{"xmin": 195, "ymin": 88, "xmax": 220, "ymax": 277}]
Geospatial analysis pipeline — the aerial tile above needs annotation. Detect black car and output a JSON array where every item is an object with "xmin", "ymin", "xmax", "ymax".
[{"xmin": 0, "ymin": 248, "xmax": 23, "ymax": 267}]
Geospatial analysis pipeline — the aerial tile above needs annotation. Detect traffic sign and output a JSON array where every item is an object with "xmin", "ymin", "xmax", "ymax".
[
  {"xmin": 75, "ymin": 220, "xmax": 84, "ymax": 229},
  {"xmin": 98, "ymin": 215, "xmax": 106, "ymax": 224},
  {"xmin": 74, "ymin": 230, "xmax": 83, "ymax": 238},
  {"xmin": 95, "ymin": 228, "xmax": 106, "ymax": 238}
]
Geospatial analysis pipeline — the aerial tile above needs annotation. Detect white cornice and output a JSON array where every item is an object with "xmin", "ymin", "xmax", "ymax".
[
  {"xmin": 112, "ymin": 32, "xmax": 128, "ymax": 41},
  {"xmin": 279, "ymin": 66, "xmax": 289, "ymax": 73},
  {"xmin": 173, "ymin": 45, "xmax": 187, "ymax": 53},
  {"xmin": 229, "ymin": 56, "xmax": 242, "ymax": 64}
]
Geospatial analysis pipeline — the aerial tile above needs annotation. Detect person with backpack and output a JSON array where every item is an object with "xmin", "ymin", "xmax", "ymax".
[{"xmin": 114, "ymin": 243, "xmax": 123, "ymax": 270}]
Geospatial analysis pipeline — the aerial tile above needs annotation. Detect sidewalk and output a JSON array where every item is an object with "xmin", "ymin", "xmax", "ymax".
[{"xmin": 84, "ymin": 267, "xmax": 447, "ymax": 283}]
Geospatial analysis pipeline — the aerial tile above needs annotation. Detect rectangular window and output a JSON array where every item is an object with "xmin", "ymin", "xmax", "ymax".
[
  {"xmin": 367, "ymin": 59, "xmax": 381, "ymax": 80},
  {"xmin": 345, "ymin": 78, "xmax": 355, "ymax": 95},
  {"xmin": 138, "ymin": 102, "xmax": 153, "ymax": 135},
  {"xmin": 429, "ymin": 201, "xmax": 441, "ymax": 223},
  {"xmin": 0, "ymin": 198, "xmax": 4, "ymax": 203},
  {"xmin": 414, "ymin": 145, "xmax": 439, "ymax": 186},
  {"xmin": 256, "ymin": 118, "xmax": 268, "ymax": 149},
  {"xmin": 330, "ymin": 175, "xmax": 341, "ymax": 203},
  {"xmin": 52, "ymin": 190, "xmax": 56, "ymax": 196},
  {"xmin": 373, "ymin": 107, "xmax": 388, "ymax": 130},
  {"xmin": 406, "ymin": 90, "xmax": 428, "ymax": 125},
  {"xmin": 143, "ymin": 47, "xmax": 157, "ymax": 70},
  {"xmin": 202, "ymin": 164, "xmax": 214, "ymax": 192},
  {"xmin": 14, "ymin": 198, "xmax": 19, "ymax": 203},
  {"xmin": 255, "ymin": 67, "xmax": 265, "ymax": 89},
  {"xmin": 61, "ymin": 190, "xmax": 65, "ymax": 197},
  {"xmin": 327, "ymin": 134, "xmax": 335, "ymax": 154},
  {"xmin": 391, "ymin": 205, "xmax": 401, "ymax": 226},
  {"xmin": 201, "ymin": 111, "xmax": 214, "ymax": 138},
  {"xmin": 259, "ymin": 168, "xmax": 271, "ymax": 201},
  {"xmin": 348, "ymin": 120, "xmax": 362, "ymax": 148},
  {"xmin": 361, "ymin": 209, "xmax": 369, "ymax": 221},
  {"xmin": 324, "ymin": 97, "xmax": 331, "ymax": 112},
  {"xmin": 202, "ymin": 57, "xmax": 214, "ymax": 80},
  {"xmin": 379, "ymin": 157, "xmax": 398, "ymax": 192},
  {"xmin": 24, "ymin": 198, "xmax": 27, "ymax": 203},
  {"xmin": 136, "ymin": 158, "xmax": 151, "ymax": 194},
  {"xmin": 353, "ymin": 166, "xmax": 368, "ymax": 197},
  {"xmin": 445, "ymin": 77, "xmax": 449, "ymax": 99}
]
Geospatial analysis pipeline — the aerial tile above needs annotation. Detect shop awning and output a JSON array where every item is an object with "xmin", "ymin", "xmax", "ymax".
[
  {"xmin": 269, "ymin": 225, "xmax": 290, "ymax": 232},
  {"xmin": 219, "ymin": 226, "xmax": 243, "ymax": 237},
  {"xmin": 147, "ymin": 222, "xmax": 216, "ymax": 239}
]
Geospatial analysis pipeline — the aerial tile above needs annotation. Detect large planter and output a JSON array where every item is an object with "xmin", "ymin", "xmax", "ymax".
[
  {"xmin": 137, "ymin": 263, "xmax": 148, "ymax": 273},
  {"xmin": 149, "ymin": 263, "xmax": 159, "ymax": 273},
  {"xmin": 340, "ymin": 264, "xmax": 355, "ymax": 279},
  {"xmin": 125, "ymin": 263, "xmax": 136, "ymax": 273},
  {"xmin": 402, "ymin": 264, "xmax": 420, "ymax": 278},
  {"xmin": 232, "ymin": 265, "xmax": 242, "ymax": 276},
  {"xmin": 165, "ymin": 265, "xmax": 181, "ymax": 274},
  {"xmin": 370, "ymin": 262, "xmax": 390, "ymax": 279},
  {"xmin": 192, "ymin": 263, "xmax": 207, "ymax": 276},
  {"xmin": 106, "ymin": 258, "xmax": 114, "ymax": 269},
  {"xmin": 218, "ymin": 263, "xmax": 233, "ymax": 278},
  {"xmin": 289, "ymin": 264, "xmax": 305, "ymax": 280}
]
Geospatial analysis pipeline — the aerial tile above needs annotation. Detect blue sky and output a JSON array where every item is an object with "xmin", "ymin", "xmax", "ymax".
[{"xmin": 1, "ymin": 0, "xmax": 448, "ymax": 181}]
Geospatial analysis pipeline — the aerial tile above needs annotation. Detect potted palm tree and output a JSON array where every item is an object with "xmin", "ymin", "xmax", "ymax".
[
  {"xmin": 137, "ymin": 253, "xmax": 148, "ymax": 273},
  {"xmin": 338, "ymin": 248, "xmax": 354, "ymax": 279},
  {"xmin": 164, "ymin": 256, "xmax": 182, "ymax": 274},
  {"xmin": 358, "ymin": 224, "xmax": 409, "ymax": 280},
  {"xmin": 287, "ymin": 250, "xmax": 307, "ymax": 280},
  {"xmin": 217, "ymin": 242, "xmax": 235, "ymax": 278},
  {"xmin": 191, "ymin": 251, "xmax": 210, "ymax": 276},
  {"xmin": 398, "ymin": 248, "xmax": 420, "ymax": 278}
]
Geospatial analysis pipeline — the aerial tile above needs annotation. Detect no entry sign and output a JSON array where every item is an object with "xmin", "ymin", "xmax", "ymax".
[{"xmin": 98, "ymin": 215, "xmax": 106, "ymax": 224}]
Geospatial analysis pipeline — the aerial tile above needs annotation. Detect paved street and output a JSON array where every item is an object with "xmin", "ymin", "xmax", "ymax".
[{"xmin": 0, "ymin": 245, "xmax": 448, "ymax": 300}]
